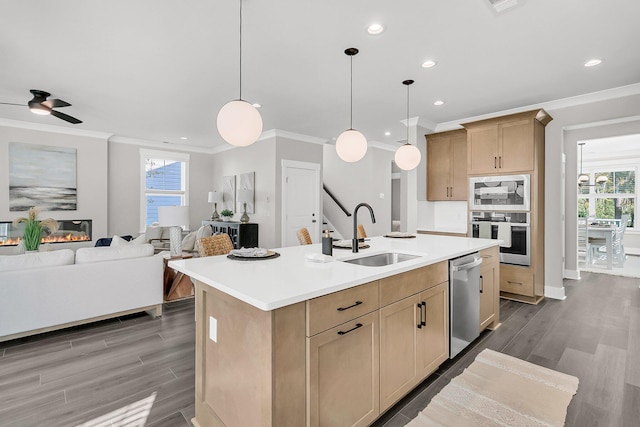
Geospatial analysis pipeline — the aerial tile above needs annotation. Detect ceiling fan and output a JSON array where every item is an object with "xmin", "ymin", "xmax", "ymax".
[{"xmin": 0, "ymin": 89, "xmax": 82, "ymax": 124}]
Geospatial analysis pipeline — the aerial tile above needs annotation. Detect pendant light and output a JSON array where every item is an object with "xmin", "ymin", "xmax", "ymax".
[
  {"xmin": 578, "ymin": 142, "xmax": 609, "ymax": 188},
  {"xmin": 394, "ymin": 80, "xmax": 422, "ymax": 171},
  {"xmin": 335, "ymin": 48, "xmax": 367, "ymax": 163},
  {"xmin": 216, "ymin": 0, "xmax": 263, "ymax": 147}
]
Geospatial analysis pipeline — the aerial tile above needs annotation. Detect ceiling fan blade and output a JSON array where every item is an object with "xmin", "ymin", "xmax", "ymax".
[
  {"xmin": 43, "ymin": 98, "xmax": 71, "ymax": 109},
  {"xmin": 0, "ymin": 102, "xmax": 26, "ymax": 106},
  {"xmin": 50, "ymin": 109, "xmax": 82, "ymax": 124}
]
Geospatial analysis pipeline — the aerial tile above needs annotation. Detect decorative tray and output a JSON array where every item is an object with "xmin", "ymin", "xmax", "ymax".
[
  {"xmin": 227, "ymin": 250, "xmax": 280, "ymax": 261},
  {"xmin": 384, "ymin": 232, "xmax": 416, "ymax": 238}
]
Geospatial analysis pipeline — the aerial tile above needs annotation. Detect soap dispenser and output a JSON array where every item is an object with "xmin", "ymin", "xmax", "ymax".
[{"xmin": 322, "ymin": 229, "xmax": 333, "ymax": 256}]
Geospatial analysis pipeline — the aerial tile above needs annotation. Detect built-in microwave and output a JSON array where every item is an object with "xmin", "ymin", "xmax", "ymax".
[
  {"xmin": 470, "ymin": 211, "xmax": 530, "ymax": 266},
  {"xmin": 469, "ymin": 174, "xmax": 530, "ymax": 211}
]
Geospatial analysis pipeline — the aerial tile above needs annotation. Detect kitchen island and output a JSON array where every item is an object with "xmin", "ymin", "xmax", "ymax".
[{"xmin": 170, "ymin": 234, "xmax": 499, "ymax": 427}]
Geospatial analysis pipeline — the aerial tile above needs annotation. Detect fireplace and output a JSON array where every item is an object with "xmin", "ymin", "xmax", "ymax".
[{"xmin": 0, "ymin": 220, "xmax": 92, "ymax": 246}]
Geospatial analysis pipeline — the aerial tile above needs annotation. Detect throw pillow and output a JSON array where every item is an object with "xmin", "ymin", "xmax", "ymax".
[
  {"xmin": 131, "ymin": 234, "xmax": 146, "ymax": 245},
  {"xmin": 110, "ymin": 235, "xmax": 130, "ymax": 247},
  {"xmin": 182, "ymin": 231, "xmax": 197, "ymax": 252},
  {"xmin": 195, "ymin": 225, "xmax": 213, "ymax": 241}
]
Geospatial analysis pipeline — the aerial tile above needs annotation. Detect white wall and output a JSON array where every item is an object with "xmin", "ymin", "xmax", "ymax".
[
  {"xmin": 545, "ymin": 93, "xmax": 640, "ymax": 292},
  {"xmin": 323, "ymin": 144, "xmax": 393, "ymax": 238},
  {"xmin": 210, "ymin": 133, "xmax": 324, "ymax": 249},
  {"xmin": 107, "ymin": 141, "xmax": 213, "ymax": 236},
  {"xmin": 0, "ymin": 122, "xmax": 108, "ymax": 254}
]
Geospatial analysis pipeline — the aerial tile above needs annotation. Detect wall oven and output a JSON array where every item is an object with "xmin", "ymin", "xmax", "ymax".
[
  {"xmin": 469, "ymin": 174, "xmax": 530, "ymax": 211},
  {"xmin": 470, "ymin": 211, "xmax": 531, "ymax": 266}
]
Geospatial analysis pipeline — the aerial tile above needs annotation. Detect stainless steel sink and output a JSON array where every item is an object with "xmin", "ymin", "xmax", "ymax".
[{"xmin": 341, "ymin": 252, "xmax": 421, "ymax": 267}]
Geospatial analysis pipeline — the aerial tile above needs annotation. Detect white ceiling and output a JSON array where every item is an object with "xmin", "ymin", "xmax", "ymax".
[{"xmin": 1, "ymin": 0, "xmax": 639, "ymax": 151}]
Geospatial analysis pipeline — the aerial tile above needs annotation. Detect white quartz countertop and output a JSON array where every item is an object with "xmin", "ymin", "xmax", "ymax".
[{"xmin": 169, "ymin": 234, "xmax": 498, "ymax": 311}]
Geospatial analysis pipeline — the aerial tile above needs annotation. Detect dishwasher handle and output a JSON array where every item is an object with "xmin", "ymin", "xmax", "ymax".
[{"xmin": 451, "ymin": 257, "xmax": 483, "ymax": 272}]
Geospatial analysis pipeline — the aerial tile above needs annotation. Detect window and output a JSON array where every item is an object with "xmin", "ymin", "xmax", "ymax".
[
  {"xmin": 578, "ymin": 168, "xmax": 635, "ymax": 228},
  {"xmin": 140, "ymin": 149, "xmax": 189, "ymax": 231}
]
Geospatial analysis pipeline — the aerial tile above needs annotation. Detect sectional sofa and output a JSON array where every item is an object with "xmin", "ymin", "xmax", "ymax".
[{"xmin": 0, "ymin": 243, "xmax": 163, "ymax": 342}]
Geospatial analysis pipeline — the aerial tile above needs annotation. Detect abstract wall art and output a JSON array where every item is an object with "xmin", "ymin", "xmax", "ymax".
[{"xmin": 9, "ymin": 142, "xmax": 77, "ymax": 211}]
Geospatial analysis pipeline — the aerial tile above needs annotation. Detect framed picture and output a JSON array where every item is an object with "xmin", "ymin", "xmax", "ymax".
[
  {"xmin": 237, "ymin": 172, "xmax": 255, "ymax": 214},
  {"xmin": 222, "ymin": 175, "xmax": 236, "ymax": 213},
  {"xmin": 9, "ymin": 142, "xmax": 77, "ymax": 211}
]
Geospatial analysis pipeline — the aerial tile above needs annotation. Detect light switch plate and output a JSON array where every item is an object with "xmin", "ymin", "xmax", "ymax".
[
  {"xmin": 379, "ymin": 193, "xmax": 385, "ymax": 199},
  {"xmin": 209, "ymin": 316, "xmax": 217, "ymax": 342}
]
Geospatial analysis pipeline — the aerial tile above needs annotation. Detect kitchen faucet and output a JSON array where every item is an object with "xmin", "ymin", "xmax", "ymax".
[{"xmin": 353, "ymin": 203, "xmax": 376, "ymax": 253}]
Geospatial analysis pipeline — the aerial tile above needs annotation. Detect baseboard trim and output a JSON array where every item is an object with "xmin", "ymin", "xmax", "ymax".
[
  {"xmin": 564, "ymin": 269, "xmax": 581, "ymax": 280},
  {"xmin": 545, "ymin": 285, "xmax": 567, "ymax": 301}
]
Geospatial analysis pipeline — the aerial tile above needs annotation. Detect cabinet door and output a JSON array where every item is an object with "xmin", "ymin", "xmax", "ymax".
[
  {"xmin": 480, "ymin": 263, "xmax": 495, "ymax": 331},
  {"xmin": 499, "ymin": 119, "xmax": 534, "ymax": 172},
  {"xmin": 449, "ymin": 133, "xmax": 468, "ymax": 200},
  {"xmin": 416, "ymin": 282, "xmax": 449, "ymax": 379},
  {"xmin": 427, "ymin": 138, "xmax": 452, "ymax": 201},
  {"xmin": 307, "ymin": 311, "xmax": 379, "ymax": 427},
  {"xmin": 379, "ymin": 295, "xmax": 419, "ymax": 410},
  {"xmin": 468, "ymin": 125, "xmax": 499, "ymax": 175}
]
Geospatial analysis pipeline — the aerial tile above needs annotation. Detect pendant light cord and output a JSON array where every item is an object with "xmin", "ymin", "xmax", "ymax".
[
  {"xmin": 239, "ymin": 0, "xmax": 243, "ymax": 100},
  {"xmin": 349, "ymin": 55, "xmax": 353, "ymax": 129},
  {"xmin": 406, "ymin": 83, "xmax": 410, "ymax": 143}
]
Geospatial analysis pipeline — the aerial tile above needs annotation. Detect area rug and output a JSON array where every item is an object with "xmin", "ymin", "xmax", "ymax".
[{"xmin": 406, "ymin": 349, "xmax": 579, "ymax": 427}]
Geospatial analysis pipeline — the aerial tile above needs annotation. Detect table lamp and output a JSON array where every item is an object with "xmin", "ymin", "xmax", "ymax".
[
  {"xmin": 238, "ymin": 189, "xmax": 252, "ymax": 223},
  {"xmin": 208, "ymin": 191, "xmax": 223, "ymax": 221},
  {"xmin": 158, "ymin": 206, "xmax": 190, "ymax": 257}
]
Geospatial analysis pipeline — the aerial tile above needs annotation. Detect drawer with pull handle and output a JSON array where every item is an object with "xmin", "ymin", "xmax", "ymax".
[
  {"xmin": 500, "ymin": 266, "xmax": 534, "ymax": 296},
  {"xmin": 306, "ymin": 280, "xmax": 379, "ymax": 336}
]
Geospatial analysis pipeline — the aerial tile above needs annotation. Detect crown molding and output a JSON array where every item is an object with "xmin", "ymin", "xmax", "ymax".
[
  {"xmin": 435, "ymin": 83, "xmax": 640, "ymax": 132},
  {"xmin": 0, "ymin": 118, "xmax": 113, "ymax": 140},
  {"xmin": 270, "ymin": 129, "xmax": 329, "ymax": 145},
  {"xmin": 109, "ymin": 135, "xmax": 218, "ymax": 154}
]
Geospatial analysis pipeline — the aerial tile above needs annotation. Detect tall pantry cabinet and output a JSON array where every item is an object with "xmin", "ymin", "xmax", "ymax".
[{"xmin": 463, "ymin": 109, "xmax": 552, "ymax": 304}]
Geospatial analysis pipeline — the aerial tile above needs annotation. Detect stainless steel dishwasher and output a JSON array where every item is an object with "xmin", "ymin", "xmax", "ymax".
[{"xmin": 449, "ymin": 253, "xmax": 483, "ymax": 358}]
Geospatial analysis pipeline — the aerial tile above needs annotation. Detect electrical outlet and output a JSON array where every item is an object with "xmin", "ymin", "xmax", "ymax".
[{"xmin": 209, "ymin": 316, "xmax": 217, "ymax": 342}]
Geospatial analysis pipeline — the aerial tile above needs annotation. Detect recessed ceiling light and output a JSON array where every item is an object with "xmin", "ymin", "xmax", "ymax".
[
  {"xmin": 180, "ymin": 136, "xmax": 188, "ymax": 140},
  {"xmin": 252, "ymin": 103, "xmax": 261, "ymax": 108},
  {"xmin": 384, "ymin": 131, "xmax": 391, "ymax": 136},
  {"xmin": 367, "ymin": 23, "xmax": 385, "ymax": 35},
  {"xmin": 584, "ymin": 59, "xmax": 602, "ymax": 67},
  {"xmin": 434, "ymin": 100, "xmax": 445, "ymax": 106},
  {"xmin": 421, "ymin": 60, "xmax": 437, "ymax": 69}
]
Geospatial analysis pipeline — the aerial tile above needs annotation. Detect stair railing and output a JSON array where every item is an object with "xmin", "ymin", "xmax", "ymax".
[{"xmin": 323, "ymin": 185, "xmax": 351, "ymax": 217}]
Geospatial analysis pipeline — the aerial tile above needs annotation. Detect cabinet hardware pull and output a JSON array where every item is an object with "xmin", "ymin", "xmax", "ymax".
[
  {"xmin": 337, "ymin": 301, "xmax": 363, "ymax": 311},
  {"xmin": 494, "ymin": 156, "xmax": 497, "ymax": 168},
  {"xmin": 507, "ymin": 280, "xmax": 523, "ymax": 286},
  {"xmin": 421, "ymin": 301, "xmax": 427, "ymax": 326},
  {"xmin": 417, "ymin": 303, "xmax": 423, "ymax": 329},
  {"xmin": 338, "ymin": 323, "xmax": 363, "ymax": 335},
  {"xmin": 499, "ymin": 156, "xmax": 502, "ymax": 168},
  {"xmin": 480, "ymin": 275, "xmax": 484, "ymax": 293}
]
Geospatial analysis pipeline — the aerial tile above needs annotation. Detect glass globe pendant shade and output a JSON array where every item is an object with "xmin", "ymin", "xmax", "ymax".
[
  {"xmin": 336, "ymin": 129, "xmax": 367, "ymax": 162},
  {"xmin": 578, "ymin": 174, "xmax": 589, "ymax": 184},
  {"xmin": 216, "ymin": 100, "xmax": 263, "ymax": 147},
  {"xmin": 395, "ymin": 143, "xmax": 421, "ymax": 171}
]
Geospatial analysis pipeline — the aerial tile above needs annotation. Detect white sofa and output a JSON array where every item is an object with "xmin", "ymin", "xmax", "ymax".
[{"xmin": 0, "ymin": 244, "xmax": 164, "ymax": 342}]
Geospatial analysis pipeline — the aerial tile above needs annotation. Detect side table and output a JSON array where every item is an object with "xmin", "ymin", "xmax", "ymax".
[{"xmin": 163, "ymin": 254, "xmax": 194, "ymax": 302}]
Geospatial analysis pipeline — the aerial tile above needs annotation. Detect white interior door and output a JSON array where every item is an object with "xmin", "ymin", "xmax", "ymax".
[{"xmin": 282, "ymin": 160, "xmax": 321, "ymax": 247}]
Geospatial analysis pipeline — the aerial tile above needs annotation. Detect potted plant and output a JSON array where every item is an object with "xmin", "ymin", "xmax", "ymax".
[
  {"xmin": 220, "ymin": 209, "xmax": 234, "ymax": 221},
  {"xmin": 12, "ymin": 207, "xmax": 59, "ymax": 252}
]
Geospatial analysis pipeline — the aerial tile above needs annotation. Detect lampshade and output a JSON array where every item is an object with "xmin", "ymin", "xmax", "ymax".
[
  {"xmin": 208, "ymin": 191, "xmax": 223, "ymax": 203},
  {"xmin": 158, "ymin": 206, "xmax": 190, "ymax": 227},
  {"xmin": 395, "ymin": 143, "xmax": 422, "ymax": 171},
  {"xmin": 216, "ymin": 100, "xmax": 263, "ymax": 147},
  {"xmin": 238, "ymin": 189, "xmax": 253, "ymax": 203},
  {"xmin": 336, "ymin": 129, "xmax": 367, "ymax": 162},
  {"xmin": 578, "ymin": 174, "xmax": 589, "ymax": 184}
]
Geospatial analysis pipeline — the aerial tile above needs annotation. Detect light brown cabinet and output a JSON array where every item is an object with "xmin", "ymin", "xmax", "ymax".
[
  {"xmin": 464, "ymin": 111, "xmax": 551, "ymax": 175},
  {"xmin": 479, "ymin": 246, "xmax": 500, "ymax": 331},
  {"xmin": 426, "ymin": 129, "xmax": 467, "ymax": 200},
  {"xmin": 464, "ymin": 109, "xmax": 551, "ymax": 305},
  {"xmin": 192, "ymin": 260, "xmax": 456, "ymax": 427},
  {"xmin": 308, "ymin": 311, "xmax": 380, "ymax": 427}
]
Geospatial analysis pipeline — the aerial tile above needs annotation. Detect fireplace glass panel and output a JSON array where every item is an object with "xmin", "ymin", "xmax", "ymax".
[{"xmin": 0, "ymin": 220, "xmax": 92, "ymax": 246}]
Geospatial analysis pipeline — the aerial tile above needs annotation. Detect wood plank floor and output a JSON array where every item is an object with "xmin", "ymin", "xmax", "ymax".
[{"xmin": 1, "ymin": 271, "xmax": 638, "ymax": 426}]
